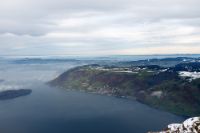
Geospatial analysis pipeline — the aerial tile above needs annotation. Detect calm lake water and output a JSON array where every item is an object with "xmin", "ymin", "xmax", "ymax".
[{"xmin": 0, "ymin": 57, "xmax": 185, "ymax": 133}]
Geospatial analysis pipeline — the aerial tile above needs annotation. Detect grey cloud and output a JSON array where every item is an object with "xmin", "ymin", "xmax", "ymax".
[{"xmin": 0, "ymin": 0, "xmax": 200, "ymax": 55}]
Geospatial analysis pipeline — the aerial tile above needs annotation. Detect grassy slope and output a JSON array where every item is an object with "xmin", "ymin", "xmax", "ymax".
[{"xmin": 50, "ymin": 66, "xmax": 200, "ymax": 117}]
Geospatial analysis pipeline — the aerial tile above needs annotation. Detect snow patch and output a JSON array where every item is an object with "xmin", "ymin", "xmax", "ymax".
[
  {"xmin": 150, "ymin": 117, "xmax": 200, "ymax": 133},
  {"xmin": 151, "ymin": 91, "xmax": 162, "ymax": 98},
  {"xmin": 179, "ymin": 71, "xmax": 200, "ymax": 80},
  {"xmin": 113, "ymin": 70, "xmax": 138, "ymax": 73}
]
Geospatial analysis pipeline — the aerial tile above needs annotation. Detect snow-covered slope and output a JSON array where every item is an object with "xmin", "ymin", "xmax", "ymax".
[
  {"xmin": 149, "ymin": 117, "xmax": 200, "ymax": 133},
  {"xmin": 179, "ymin": 71, "xmax": 200, "ymax": 81}
]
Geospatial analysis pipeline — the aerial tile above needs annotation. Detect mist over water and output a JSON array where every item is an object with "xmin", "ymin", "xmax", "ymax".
[
  {"xmin": 0, "ymin": 56, "xmax": 184, "ymax": 133},
  {"xmin": 0, "ymin": 58, "xmax": 82, "ymax": 91}
]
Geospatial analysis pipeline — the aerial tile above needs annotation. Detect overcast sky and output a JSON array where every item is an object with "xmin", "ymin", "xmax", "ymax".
[{"xmin": 0, "ymin": 0, "xmax": 200, "ymax": 56}]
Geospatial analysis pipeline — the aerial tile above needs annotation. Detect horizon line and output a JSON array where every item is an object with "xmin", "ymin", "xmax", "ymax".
[{"xmin": 0, "ymin": 53, "xmax": 200, "ymax": 57}]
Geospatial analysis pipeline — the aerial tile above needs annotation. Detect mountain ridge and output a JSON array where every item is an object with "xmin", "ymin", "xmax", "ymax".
[{"xmin": 49, "ymin": 58, "xmax": 200, "ymax": 116}]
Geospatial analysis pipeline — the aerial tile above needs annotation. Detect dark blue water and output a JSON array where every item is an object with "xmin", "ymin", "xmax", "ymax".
[
  {"xmin": 0, "ymin": 57, "xmax": 185, "ymax": 133},
  {"xmin": 0, "ymin": 83, "xmax": 184, "ymax": 133}
]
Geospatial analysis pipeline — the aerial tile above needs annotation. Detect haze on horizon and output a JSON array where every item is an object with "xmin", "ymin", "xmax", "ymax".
[{"xmin": 0, "ymin": 0, "xmax": 200, "ymax": 56}]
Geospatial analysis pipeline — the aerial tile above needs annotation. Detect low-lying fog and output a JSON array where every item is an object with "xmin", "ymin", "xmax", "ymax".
[{"xmin": 0, "ymin": 58, "xmax": 83, "ymax": 91}]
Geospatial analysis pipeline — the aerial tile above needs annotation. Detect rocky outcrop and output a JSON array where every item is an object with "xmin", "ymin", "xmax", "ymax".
[{"xmin": 149, "ymin": 117, "xmax": 200, "ymax": 133}]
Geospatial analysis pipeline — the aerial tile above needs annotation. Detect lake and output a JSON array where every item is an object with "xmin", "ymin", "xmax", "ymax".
[{"xmin": 0, "ymin": 57, "xmax": 184, "ymax": 133}]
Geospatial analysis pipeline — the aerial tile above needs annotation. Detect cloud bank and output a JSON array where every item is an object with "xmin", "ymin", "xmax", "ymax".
[{"xmin": 0, "ymin": 0, "xmax": 200, "ymax": 55}]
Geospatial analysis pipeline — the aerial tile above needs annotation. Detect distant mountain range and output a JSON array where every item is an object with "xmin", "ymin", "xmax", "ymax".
[
  {"xmin": 117, "ymin": 57, "xmax": 200, "ymax": 67},
  {"xmin": 12, "ymin": 58, "xmax": 79, "ymax": 64}
]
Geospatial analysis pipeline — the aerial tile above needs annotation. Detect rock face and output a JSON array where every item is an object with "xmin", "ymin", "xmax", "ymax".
[{"xmin": 149, "ymin": 117, "xmax": 200, "ymax": 133}]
